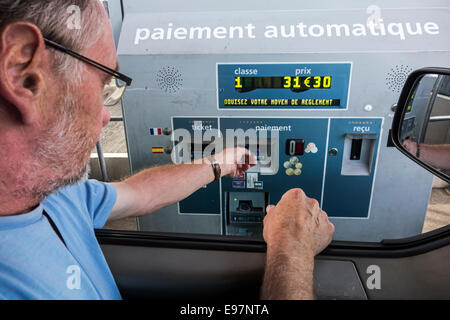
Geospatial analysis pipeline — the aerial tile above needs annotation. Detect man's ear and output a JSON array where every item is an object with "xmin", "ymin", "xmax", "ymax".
[{"xmin": 0, "ymin": 21, "xmax": 49, "ymax": 125}]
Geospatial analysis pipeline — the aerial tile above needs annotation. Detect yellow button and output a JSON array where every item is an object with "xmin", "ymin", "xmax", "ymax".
[
  {"xmin": 294, "ymin": 169, "xmax": 302, "ymax": 176},
  {"xmin": 286, "ymin": 168, "xmax": 294, "ymax": 176},
  {"xmin": 295, "ymin": 163, "xmax": 303, "ymax": 169},
  {"xmin": 283, "ymin": 161, "xmax": 291, "ymax": 169},
  {"xmin": 289, "ymin": 157, "xmax": 299, "ymax": 165}
]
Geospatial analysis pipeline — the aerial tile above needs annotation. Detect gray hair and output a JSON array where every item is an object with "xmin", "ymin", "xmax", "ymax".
[{"xmin": 0, "ymin": 0, "xmax": 102, "ymax": 79}]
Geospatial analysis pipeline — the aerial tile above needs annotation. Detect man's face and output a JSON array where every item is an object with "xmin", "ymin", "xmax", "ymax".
[
  {"xmin": 74, "ymin": 11, "xmax": 117, "ymax": 144},
  {"xmin": 34, "ymin": 7, "xmax": 117, "ymax": 196}
]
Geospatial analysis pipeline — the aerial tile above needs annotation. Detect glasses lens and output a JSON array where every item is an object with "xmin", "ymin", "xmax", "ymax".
[{"xmin": 103, "ymin": 78, "xmax": 127, "ymax": 106}]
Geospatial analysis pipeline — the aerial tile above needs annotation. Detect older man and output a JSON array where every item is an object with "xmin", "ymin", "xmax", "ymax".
[{"xmin": 0, "ymin": 0, "xmax": 334, "ymax": 299}]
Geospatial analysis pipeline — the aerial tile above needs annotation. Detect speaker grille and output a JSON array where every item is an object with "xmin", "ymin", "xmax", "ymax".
[
  {"xmin": 385, "ymin": 65, "xmax": 413, "ymax": 93},
  {"xmin": 156, "ymin": 66, "xmax": 183, "ymax": 93}
]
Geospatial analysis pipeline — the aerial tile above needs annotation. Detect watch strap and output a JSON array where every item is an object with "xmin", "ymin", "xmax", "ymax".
[{"xmin": 208, "ymin": 158, "xmax": 221, "ymax": 181}]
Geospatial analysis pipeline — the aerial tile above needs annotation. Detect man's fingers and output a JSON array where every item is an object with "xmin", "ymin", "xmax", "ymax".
[
  {"xmin": 239, "ymin": 147, "xmax": 257, "ymax": 166},
  {"xmin": 248, "ymin": 151, "xmax": 258, "ymax": 166},
  {"xmin": 266, "ymin": 205, "xmax": 276, "ymax": 214},
  {"xmin": 318, "ymin": 210, "xmax": 335, "ymax": 238},
  {"xmin": 317, "ymin": 209, "xmax": 330, "ymax": 225},
  {"xmin": 279, "ymin": 188, "xmax": 307, "ymax": 205},
  {"xmin": 306, "ymin": 197, "xmax": 320, "ymax": 210}
]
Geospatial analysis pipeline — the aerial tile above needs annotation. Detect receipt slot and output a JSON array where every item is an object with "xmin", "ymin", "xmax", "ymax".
[
  {"xmin": 323, "ymin": 119, "xmax": 382, "ymax": 218},
  {"xmin": 342, "ymin": 134, "xmax": 377, "ymax": 176}
]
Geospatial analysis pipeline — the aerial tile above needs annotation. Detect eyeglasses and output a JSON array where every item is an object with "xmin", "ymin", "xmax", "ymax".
[{"xmin": 43, "ymin": 38, "xmax": 132, "ymax": 106}]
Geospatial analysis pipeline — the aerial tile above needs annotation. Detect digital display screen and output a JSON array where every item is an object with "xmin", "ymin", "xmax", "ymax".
[
  {"xmin": 235, "ymin": 76, "xmax": 332, "ymax": 92},
  {"xmin": 217, "ymin": 63, "xmax": 352, "ymax": 109}
]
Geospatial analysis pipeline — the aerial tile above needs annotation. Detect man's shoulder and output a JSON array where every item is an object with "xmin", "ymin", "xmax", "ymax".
[
  {"xmin": 45, "ymin": 179, "xmax": 108, "ymax": 203},
  {"xmin": 41, "ymin": 179, "xmax": 107, "ymax": 220},
  {"xmin": 42, "ymin": 179, "xmax": 117, "ymax": 229}
]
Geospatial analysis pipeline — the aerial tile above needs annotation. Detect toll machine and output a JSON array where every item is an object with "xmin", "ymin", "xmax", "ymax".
[{"xmin": 114, "ymin": 0, "xmax": 450, "ymax": 241}]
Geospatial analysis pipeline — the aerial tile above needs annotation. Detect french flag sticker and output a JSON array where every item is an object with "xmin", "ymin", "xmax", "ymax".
[{"xmin": 150, "ymin": 128, "xmax": 163, "ymax": 136}]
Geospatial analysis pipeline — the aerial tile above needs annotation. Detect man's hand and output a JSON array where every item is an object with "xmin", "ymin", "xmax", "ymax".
[
  {"xmin": 261, "ymin": 188, "xmax": 335, "ymax": 300},
  {"xmin": 214, "ymin": 147, "xmax": 257, "ymax": 178},
  {"xmin": 263, "ymin": 188, "xmax": 334, "ymax": 256}
]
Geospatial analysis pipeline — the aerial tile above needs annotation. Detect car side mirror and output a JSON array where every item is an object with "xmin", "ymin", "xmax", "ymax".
[{"xmin": 391, "ymin": 68, "xmax": 450, "ymax": 183}]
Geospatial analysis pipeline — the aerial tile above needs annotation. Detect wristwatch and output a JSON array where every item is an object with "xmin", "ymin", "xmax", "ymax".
[{"xmin": 209, "ymin": 157, "xmax": 221, "ymax": 181}]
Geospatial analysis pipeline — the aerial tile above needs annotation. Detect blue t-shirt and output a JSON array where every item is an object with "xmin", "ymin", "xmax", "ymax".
[{"xmin": 0, "ymin": 180, "xmax": 121, "ymax": 300}]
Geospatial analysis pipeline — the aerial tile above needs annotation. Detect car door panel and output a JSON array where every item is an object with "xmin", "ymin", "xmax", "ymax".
[{"xmin": 97, "ymin": 226, "xmax": 450, "ymax": 299}]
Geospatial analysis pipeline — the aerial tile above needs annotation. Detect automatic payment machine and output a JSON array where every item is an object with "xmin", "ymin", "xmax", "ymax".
[{"xmin": 115, "ymin": 0, "xmax": 450, "ymax": 241}]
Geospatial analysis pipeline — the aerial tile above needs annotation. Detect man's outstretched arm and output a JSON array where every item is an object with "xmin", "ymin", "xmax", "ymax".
[
  {"xmin": 261, "ymin": 188, "xmax": 335, "ymax": 300},
  {"xmin": 108, "ymin": 147, "xmax": 255, "ymax": 221},
  {"xmin": 403, "ymin": 140, "xmax": 450, "ymax": 170}
]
